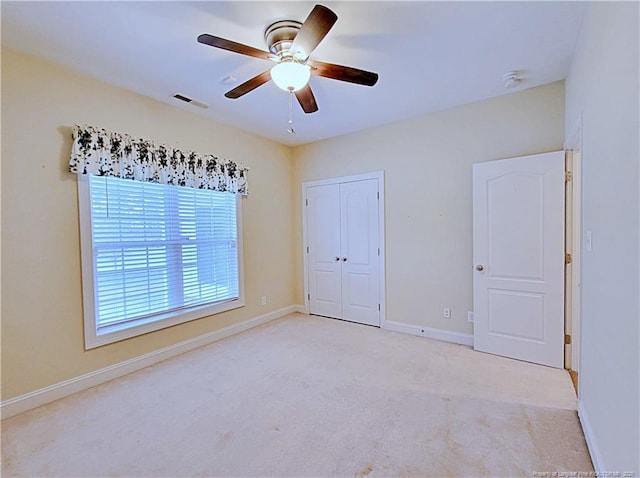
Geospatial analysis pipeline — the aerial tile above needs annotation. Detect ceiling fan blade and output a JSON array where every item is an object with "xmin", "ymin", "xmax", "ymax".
[
  {"xmin": 308, "ymin": 60, "xmax": 379, "ymax": 87},
  {"xmin": 290, "ymin": 5, "xmax": 338, "ymax": 60},
  {"xmin": 198, "ymin": 34, "xmax": 275, "ymax": 61},
  {"xmin": 225, "ymin": 70, "xmax": 272, "ymax": 99},
  {"xmin": 295, "ymin": 85, "xmax": 319, "ymax": 113}
]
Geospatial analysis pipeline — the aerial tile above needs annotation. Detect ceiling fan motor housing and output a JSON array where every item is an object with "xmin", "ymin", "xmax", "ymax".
[{"xmin": 264, "ymin": 20, "xmax": 302, "ymax": 59}]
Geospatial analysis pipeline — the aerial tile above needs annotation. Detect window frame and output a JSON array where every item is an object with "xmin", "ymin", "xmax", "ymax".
[{"xmin": 77, "ymin": 174, "xmax": 245, "ymax": 349}]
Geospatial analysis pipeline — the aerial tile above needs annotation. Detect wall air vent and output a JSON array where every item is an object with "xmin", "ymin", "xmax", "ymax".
[{"xmin": 172, "ymin": 93, "xmax": 208, "ymax": 109}]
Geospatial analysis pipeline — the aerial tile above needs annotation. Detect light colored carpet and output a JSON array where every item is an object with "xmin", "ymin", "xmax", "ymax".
[{"xmin": 2, "ymin": 313, "xmax": 592, "ymax": 477}]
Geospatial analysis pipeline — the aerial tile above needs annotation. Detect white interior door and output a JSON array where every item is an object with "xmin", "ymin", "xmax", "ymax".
[
  {"xmin": 307, "ymin": 184, "xmax": 341, "ymax": 319},
  {"xmin": 340, "ymin": 179, "xmax": 380, "ymax": 326},
  {"xmin": 472, "ymin": 151, "xmax": 565, "ymax": 368},
  {"xmin": 306, "ymin": 177, "xmax": 381, "ymax": 326}
]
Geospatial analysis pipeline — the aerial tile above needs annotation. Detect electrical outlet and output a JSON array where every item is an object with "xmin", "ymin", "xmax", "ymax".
[
  {"xmin": 443, "ymin": 307, "xmax": 451, "ymax": 319},
  {"xmin": 468, "ymin": 311, "xmax": 474, "ymax": 323},
  {"xmin": 261, "ymin": 296, "xmax": 267, "ymax": 305}
]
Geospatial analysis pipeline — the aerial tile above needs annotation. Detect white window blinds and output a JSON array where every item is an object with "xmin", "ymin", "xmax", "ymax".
[{"xmin": 88, "ymin": 175, "xmax": 239, "ymax": 331}]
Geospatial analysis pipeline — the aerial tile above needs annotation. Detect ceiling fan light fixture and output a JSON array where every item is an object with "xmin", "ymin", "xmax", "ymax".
[{"xmin": 271, "ymin": 61, "xmax": 311, "ymax": 92}]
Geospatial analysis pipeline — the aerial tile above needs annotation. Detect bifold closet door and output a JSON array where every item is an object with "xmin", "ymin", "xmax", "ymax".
[{"xmin": 307, "ymin": 179, "xmax": 380, "ymax": 326}]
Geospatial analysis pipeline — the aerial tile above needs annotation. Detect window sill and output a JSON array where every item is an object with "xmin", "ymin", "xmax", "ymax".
[{"xmin": 84, "ymin": 298, "xmax": 245, "ymax": 350}]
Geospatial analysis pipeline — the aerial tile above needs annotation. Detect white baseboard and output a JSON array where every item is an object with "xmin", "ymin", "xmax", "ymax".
[
  {"xmin": 577, "ymin": 399, "xmax": 603, "ymax": 472},
  {"xmin": 383, "ymin": 320, "xmax": 424, "ymax": 337},
  {"xmin": 1, "ymin": 305, "xmax": 302, "ymax": 420},
  {"xmin": 292, "ymin": 304, "xmax": 306, "ymax": 314},
  {"xmin": 382, "ymin": 320, "xmax": 474, "ymax": 346}
]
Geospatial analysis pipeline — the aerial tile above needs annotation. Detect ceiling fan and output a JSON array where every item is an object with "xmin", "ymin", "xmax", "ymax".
[{"xmin": 197, "ymin": 4, "xmax": 379, "ymax": 114}]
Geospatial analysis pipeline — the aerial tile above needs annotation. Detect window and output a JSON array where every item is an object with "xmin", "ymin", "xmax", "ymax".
[{"xmin": 78, "ymin": 174, "xmax": 244, "ymax": 348}]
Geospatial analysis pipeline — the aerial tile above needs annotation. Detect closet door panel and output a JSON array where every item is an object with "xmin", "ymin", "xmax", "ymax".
[
  {"xmin": 340, "ymin": 179, "xmax": 380, "ymax": 326},
  {"xmin": 307, "ymin": 184, "xmax": 342, "ymax": 319}
]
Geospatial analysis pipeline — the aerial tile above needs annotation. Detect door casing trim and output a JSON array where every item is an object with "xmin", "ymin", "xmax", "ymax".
[{"xmin": 565, "ymin": 116, "xmax": 583, "ymax": 393}]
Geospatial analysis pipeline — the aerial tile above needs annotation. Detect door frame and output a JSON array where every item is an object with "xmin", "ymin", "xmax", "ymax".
[
  {"xmin": 302, "ymin": 171, "xmax": 386, "ymax": 326},
  {"xmin": 565, "ymin": 117, "xmax": 583, "ymax": 393}
]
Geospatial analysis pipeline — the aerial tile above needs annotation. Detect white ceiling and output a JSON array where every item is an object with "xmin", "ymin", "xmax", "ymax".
[{"xmin": 1, "ymin": 1, "xmax": 586, "ymax": 146}]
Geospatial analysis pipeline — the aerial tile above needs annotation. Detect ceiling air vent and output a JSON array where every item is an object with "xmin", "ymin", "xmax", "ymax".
[{"xmin": 173, "ymin": 93, "xmax": 208, "ymax": 109}]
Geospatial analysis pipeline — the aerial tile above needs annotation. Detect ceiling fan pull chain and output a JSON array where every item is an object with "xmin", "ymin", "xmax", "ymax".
[{"xmin": 287, "ymin": 90, "xmax": 296, "ymax": 135}]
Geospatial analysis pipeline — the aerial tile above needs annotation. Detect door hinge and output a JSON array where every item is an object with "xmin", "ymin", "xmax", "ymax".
[
  {"xmin": 565, "ymin": 253, "xmax": 572, "ymax": 264},
  {"xmin": 306, "ymin": 246, "xmax": 309, "ymax": 254},
  {"xmin": 565, "ymin": 171, "xmax": 573, "ymax": 183},
  {"xmin": 305, "ymin": 198, "xmax": 308, "ymax": 206},
  {"xmin": 377, "ymin": 247, "xmax": 380, "ymax": 256},
  {"xmin": 377, "ymin": 191, "xmax": 379, "ymax": 200},
  {"xmin": 565, "ymin": 334, "xmax": 572, "ymax": 345},
  {"xmin": 378, "ymin": 304, "xmax": 381, "ymax": 311},
  {"xmin": 308, "ymin": 293, "xmax": 310, "ymax": 301}
]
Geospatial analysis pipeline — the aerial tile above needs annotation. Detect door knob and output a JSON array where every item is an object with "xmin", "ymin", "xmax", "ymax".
[
  {"xmin": 476, "ymin": 265, "xmax": 484, "ymax": 271},
  {"xmin": 334, "ymin": 257, "xmax": 340, "ymax": 261},
  {"xmin": 342, "ymin": 257, "xmax": 348, "ymax": 262}
]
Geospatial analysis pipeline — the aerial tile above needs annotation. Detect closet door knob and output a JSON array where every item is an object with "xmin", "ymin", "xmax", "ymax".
[
  {"xmin": 342, "ymin": 257, "xmax": 348, "ymax": 262},
  {"xmin": 476, "ymin": 264, "xmax": 484, "ymax": 271},
  {"xmin": 334, "ymin": 257, "xmax": 340, "ymax": 261}
]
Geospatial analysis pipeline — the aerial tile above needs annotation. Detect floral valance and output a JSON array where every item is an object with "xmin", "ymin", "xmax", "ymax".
[{"xmin": 69, "ymin": 125, "xmax": 248, "ymax": 195}]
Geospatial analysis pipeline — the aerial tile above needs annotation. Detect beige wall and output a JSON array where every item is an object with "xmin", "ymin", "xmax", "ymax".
[
  {"xmin": 1, "ymin": 48, "xmax": 296, "ymax": 400},
  {"xmin": 564, "ymin": 2, "xmax": 639, "ymax": 472},
  {"xmin": 292, "ymin": 82, "xmax": 565, "ymax": 335}
]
